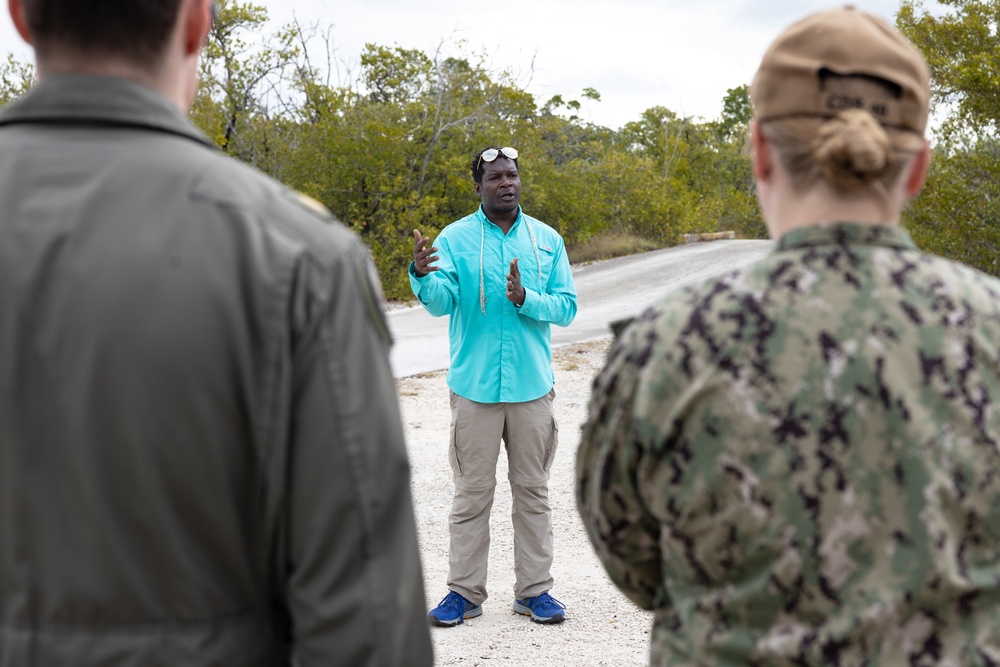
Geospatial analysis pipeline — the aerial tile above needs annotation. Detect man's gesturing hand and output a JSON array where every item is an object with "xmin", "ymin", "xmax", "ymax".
[
  {"xmin": 412, "ymin": 229, "xmax": 439, "ymax": 278},
  {"xmin": 506, "ymin": 257, "xmax": 525, "ymax": 307}
]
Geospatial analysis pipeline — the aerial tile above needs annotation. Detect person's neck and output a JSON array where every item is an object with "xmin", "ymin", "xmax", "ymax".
[
  {"xmin": 37, "ymin": 54, "xmax": 191, "ymax": 113},
  {"xmin": 484, "ymin": 207, "xmax": 518, "ymax": 235},
  {"xmin": 765, "ymin": 182, "xmax": 902, "ymax": 241}
]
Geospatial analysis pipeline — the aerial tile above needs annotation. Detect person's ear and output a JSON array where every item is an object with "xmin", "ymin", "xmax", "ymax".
[
  {"xmin": 182, "ymin": 0, "xmax": 214, "ymax": 56},
  {"xmin": 750, "ymin": 121, "xmax": 772, "ymax": 183},
  {"xmin": 9, "ymin": 0, "xmax": 33, "ymax": 45},
  {"xmin": 905, "ymin": 138, "xmax": 930, "ymax": 198},
  {"xmin": 474, "ymin": 181, "xmax": 482, "ymax": 199}
]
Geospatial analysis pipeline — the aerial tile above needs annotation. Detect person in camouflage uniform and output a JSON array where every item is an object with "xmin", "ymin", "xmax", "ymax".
[{"xmin": 577, "ymin": 7, "xmax": 1000, "ymax": 666}]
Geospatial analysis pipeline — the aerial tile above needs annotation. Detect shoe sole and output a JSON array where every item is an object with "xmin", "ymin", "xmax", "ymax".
[
  {"xmin": 512, "ymin": 602, "xmax": 565, "ymax": 624},
  {"xmin": 429, "ymin": 605, "xmax": 482, "ymax": 627}
]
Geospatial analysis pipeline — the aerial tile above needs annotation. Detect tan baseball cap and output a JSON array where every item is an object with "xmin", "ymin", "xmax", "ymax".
[{"xmin": 750, "ymin": 6, "xmax": 930, "ymax": 133}]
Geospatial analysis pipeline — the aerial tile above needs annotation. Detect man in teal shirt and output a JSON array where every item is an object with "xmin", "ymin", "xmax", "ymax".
[{"xmin": 410, "ymin": 146, "xmax": 577, "ymax": 626}]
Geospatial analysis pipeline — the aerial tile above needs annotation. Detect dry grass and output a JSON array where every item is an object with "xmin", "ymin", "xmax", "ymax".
[{"xmin": 567, "ymin": 231, "xmax": 661, "ymax": 265}]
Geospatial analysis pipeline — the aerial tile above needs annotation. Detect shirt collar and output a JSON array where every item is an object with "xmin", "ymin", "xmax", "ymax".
[
  {"xmin": 0, "ymin": 74, "xmax": 213, "ymax": 148},
  {"xmin": 775, "ymin": 222, "xmax": 917, "ymax": 253},
  {"xmin": 475, "ymin": 204, "xmax": 523, "ymax": 233}
]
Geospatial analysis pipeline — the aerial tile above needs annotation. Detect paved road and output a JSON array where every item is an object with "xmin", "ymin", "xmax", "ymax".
[{"xmin": 388, "ymin": 239, "xmax": 774, "ymax": 378}]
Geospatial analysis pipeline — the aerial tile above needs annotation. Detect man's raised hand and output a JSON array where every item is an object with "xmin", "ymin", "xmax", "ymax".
[
  {"xmin": 412, "ymin": 229, "xmax": 439, "ymax": 277},
  {"xmin": 506, "ymin": 257, "xmax": 525, "ymax": 306}
]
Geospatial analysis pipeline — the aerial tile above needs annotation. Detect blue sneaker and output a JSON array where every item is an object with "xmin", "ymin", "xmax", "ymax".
[
  {"xmin": 512, "ymin": 591, "xmax": 566, "ymax": 624},
  {"xmin": 428, "ymin": 590, "xmax": 483, "ymax": 627}
]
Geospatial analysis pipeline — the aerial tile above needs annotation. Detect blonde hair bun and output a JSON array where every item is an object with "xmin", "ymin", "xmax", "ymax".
[{"xmin": 812, "ymin": 109, "xmax": 893, "ymax": 188}]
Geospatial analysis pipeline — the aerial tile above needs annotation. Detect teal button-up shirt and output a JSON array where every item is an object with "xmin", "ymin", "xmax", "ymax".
[{"xmin": 409, "ymin": 206, "xmax": 577, "ymax": 403}]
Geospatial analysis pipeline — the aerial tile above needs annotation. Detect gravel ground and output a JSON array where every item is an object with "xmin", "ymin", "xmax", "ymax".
[{"xmin": 396, "ymin": 338, "xmax": 654, "ymax": 667}]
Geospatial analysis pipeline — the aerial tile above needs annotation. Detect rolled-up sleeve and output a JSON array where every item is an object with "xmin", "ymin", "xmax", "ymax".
[
  {"xmin": 408, "ymin": 237, "xmax": 459, "ymax": 318},
  {"xmin": 518, "ymin": 241, "xmax": 577, "ymax": 327}
]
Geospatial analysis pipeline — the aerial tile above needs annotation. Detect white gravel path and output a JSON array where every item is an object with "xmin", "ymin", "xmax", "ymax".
[{"xmin": 396, "ymin": 338, "xmax": 654, "ymax": 667}]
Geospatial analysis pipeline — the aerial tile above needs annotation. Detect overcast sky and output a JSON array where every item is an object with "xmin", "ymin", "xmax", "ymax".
[{"xmin": 1, "ymin": 0, "xmax": 904, "ymax": 129}]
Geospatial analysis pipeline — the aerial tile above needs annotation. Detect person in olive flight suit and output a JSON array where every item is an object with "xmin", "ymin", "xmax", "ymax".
[{"xmin": 0, "ymin": 0, "xmax": 432, "ymax": 665}]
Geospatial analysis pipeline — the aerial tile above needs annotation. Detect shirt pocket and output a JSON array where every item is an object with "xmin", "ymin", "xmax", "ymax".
[{"xmin": 522, "ymin": 244, "xmax": 557, "ymax": 292}]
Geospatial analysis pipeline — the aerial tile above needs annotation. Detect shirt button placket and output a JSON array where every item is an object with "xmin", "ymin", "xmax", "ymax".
[{"xmin": 500, "ymin": 235, "xmax": 511, "ymax": 400}]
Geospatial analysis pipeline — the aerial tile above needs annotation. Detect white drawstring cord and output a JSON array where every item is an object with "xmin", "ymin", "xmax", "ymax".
[
  {"xmin": 525, "ymin": 219, "xmax": 543, "ymax": 286},
  {"xmin": 479, "ymin": 220, "xmax": 488, "ymax": 315}
]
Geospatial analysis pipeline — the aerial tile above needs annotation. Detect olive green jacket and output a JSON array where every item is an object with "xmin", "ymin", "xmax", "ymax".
[{"xmin": 0, "ymin": 75, "xmax": 432, "ymax": 666}]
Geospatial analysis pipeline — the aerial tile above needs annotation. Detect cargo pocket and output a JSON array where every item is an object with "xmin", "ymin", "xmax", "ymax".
[
  {"xmin": 543, "ymin": 387, "xmax": 559, "ymax": 472},
  {"xmin": 542, "ymin": 414, "xmax": 559, "ymax": 474},
  {"xmin": 449, "ymin": 417, "xmax": 464, "ymax": 478}
]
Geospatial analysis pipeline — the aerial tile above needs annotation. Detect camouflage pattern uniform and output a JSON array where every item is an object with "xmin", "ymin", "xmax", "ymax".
[{"xmin": 577, "ymin": 222, "xmax": 1000, "ymax": 666}]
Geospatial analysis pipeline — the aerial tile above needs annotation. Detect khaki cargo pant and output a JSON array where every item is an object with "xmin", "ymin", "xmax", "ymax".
[{"xmin": 446, "ymin": 388, "xmax": 558, "ymax": 605}]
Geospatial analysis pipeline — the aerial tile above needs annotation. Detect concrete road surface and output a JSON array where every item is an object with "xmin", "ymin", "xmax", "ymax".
[{"xmin": 388, "ymin": 239, "xmax": 774, "ymax": 378}]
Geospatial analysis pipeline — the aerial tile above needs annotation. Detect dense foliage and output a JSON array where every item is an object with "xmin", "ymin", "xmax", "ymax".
[
  {"xmin": 898, "ymin": 0, "xmax": 1000, "ymax": 275},
  {"xmin": 186, "ymin": 2, "xmax": 764, "ymax": 298},
  {"xmin": 9, "ymin": 1, "xmax": 761, "ymax": 299},
  {"xmin": 3, "ymin": 0, "xmax": 998, "ymax": 297}
]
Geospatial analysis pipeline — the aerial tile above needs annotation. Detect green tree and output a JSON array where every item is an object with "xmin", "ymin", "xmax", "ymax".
[
  {"xmin": 897, "ymin": 0, "xmax": 1000, "ymax": 276},
  {"xmin": 718, "ymin": 84, "xmax": 752, "ymax": 141},
  {"xmin": 898, "ymin": 0, "xmax": 1000, "ymax": 134},
  {"xmin": 193, "ymin": 0, "xmax": 300, "ymax": 160},
  {"xmin": 278, "ymin": 41, "xmax": 538, "ymax": 298},
  {"xmin": 614, "ymin": 102, "xmax": 763, "ymax": 244},
  {"xmin": 0, "ymin": 54, "xmax": 33, "ymax": 107},
  {"xmin": 905, "ymin": 138, "xmax": 1000, "ymax": 274}
]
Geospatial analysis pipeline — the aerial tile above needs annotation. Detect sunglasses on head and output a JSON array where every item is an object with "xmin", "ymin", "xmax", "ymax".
[{"xmin": 477, "ymin": 147, "xmax": 518, "ymax": 170}]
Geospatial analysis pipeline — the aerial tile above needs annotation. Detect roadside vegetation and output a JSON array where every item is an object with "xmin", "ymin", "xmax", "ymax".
[
  {"xmin": 897, "ymin": 0, "xmax": 1000, "ymax": 276},
  {"xmin": 566, "ymin": 232, "xmax": 662, "ymax": 265},
  {"xmin": 2, "ymin": 0, "xmax": 996, "ymax": 298}
]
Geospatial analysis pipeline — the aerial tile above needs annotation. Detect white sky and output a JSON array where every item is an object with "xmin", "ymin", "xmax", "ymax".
[{"xmin": 1, "ymin": 0, "xmax": 904, "ymax": 129}]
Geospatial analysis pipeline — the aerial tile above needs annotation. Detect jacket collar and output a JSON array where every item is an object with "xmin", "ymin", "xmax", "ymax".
[
  {"xmin": 0, "ymin": 74, "xmax": 213, "ymax": 148},
  {"xmin": 775, "ymin": 221, "xmax": 917, "ymax": 253}
]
